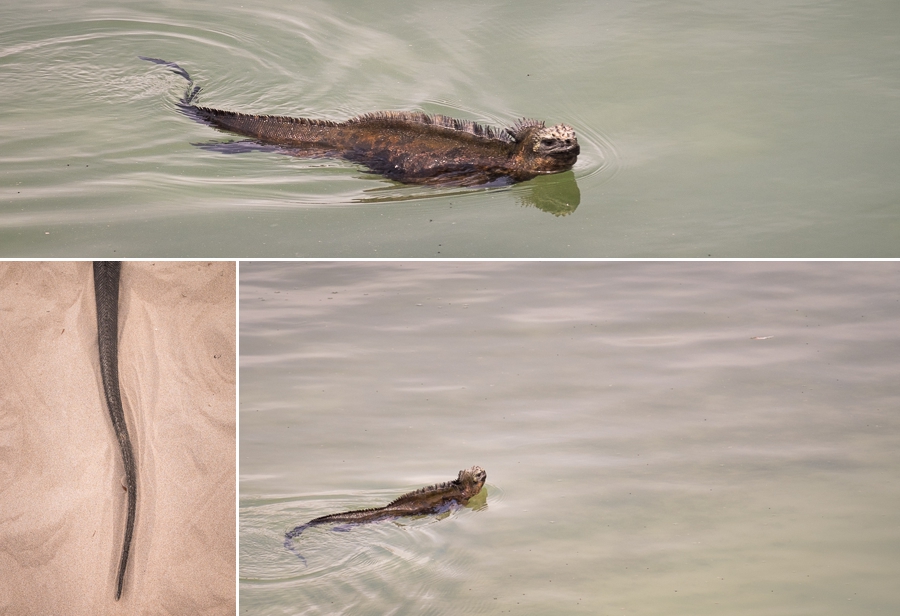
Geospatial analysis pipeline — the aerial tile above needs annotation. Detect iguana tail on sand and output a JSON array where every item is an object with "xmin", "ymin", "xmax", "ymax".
[
  {"xmin": 284, "ymin": 466, "xmax": 486, "ymax": 561},
  {"xmin": 141, "ymin": 57, "xmax": 579, "ymax": 187},
  {"xmin": 93, "ymin": 261, "xmax": 136, "ymax": 601}
]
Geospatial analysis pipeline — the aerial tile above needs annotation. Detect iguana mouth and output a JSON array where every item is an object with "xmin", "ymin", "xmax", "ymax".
[{"xmin": 550, "ymin": 144, "xmax": 580, "ymax": 157}]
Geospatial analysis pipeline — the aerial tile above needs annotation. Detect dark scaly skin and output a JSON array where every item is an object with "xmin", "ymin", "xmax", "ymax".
[
  {"xmin": 284, "ymin": 466, "xmax": 486, "ymax": 560},
  {"xmin": 141, "ymin": 57, "xmax": 579, "ymax": 187},
  {"xmin": 93, "ymin": 262, "xmax": 136, "ymax": 601}
]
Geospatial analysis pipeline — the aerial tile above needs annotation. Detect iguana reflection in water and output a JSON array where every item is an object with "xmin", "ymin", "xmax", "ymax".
[{"xmin": 284, "ymin": 466, "xmax": 487, "ymax": 563}]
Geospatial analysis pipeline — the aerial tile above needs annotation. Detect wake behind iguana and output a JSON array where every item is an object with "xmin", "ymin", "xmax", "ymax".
[
  {"xmin": 142, "ymin": 58, "xmax": 579, "ymax": 187},
  {"xmin": 284, "ymin": 466, "xmax": 486, "ymax": 560}
]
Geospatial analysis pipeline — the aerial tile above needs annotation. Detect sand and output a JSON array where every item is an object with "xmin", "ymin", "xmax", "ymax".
[{"xmin": 0, "ymin": 262, "xmax": 236, "ymax": 615}]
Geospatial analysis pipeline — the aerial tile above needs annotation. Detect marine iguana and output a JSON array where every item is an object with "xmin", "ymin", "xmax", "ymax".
[
  {"xmin": 141, "ymin": 57, "xmax": 579, "ymax": 187},
  {"xmin": 93, "ymin": 261, "xmax": 136, "ymax": 601},
  {"xmin": 284, "ymin": 466, "xmax": 486, "ymax": 560}
]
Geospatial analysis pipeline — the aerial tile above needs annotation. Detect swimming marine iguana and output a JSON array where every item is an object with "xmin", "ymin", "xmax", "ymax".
[
  {"xmin": 141, "ymin": 57, "xmax": 579, "ymax": 187},
  {"xmin": 93, "ymin": 261, "xmax": 136, "ymax": 601},
  {"xmin": 284, "ymin": 466, "xmax": 486, "ymax": 559}
]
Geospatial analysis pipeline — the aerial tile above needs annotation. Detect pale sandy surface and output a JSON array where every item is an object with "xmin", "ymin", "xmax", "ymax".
[{"xmin": 0, "ymin": 262, "xmax": 236, "ymax": 615}]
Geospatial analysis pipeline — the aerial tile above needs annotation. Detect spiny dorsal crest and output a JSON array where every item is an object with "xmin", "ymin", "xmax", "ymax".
[
  {"xmin": 350, "ymin": 111, "xmax": 511, "ymax": 142},
  {"xmin": 505, "ymin": 118, "xmax": 546, "ymax": 143},
  {"xmin": 386, "ymin": 479, "xmax": 455, "ymax": 507}
]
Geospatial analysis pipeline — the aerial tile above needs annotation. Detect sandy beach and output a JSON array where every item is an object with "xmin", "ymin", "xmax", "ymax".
[{"xmin": 0, "ymin": 262, "xmax": 236, "ymax": 615}]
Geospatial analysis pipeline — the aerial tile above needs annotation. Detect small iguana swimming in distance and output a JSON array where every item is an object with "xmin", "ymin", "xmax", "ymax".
[
  {"xmin": 141, "ymin": 57, "xmax": 579, "ymax": 187},
  {"xmin": 284, "ymin": 466, "xmax": 487, "ymax": 560}
]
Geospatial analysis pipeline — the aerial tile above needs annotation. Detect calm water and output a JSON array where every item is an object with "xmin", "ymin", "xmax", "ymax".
[
  {"xmin": 240, "ymin": 261, "xmax": 900, "ymax": 615},
  {"xmin": 2, "ymin": 1, "xmax": 899, "ymax": 257}
]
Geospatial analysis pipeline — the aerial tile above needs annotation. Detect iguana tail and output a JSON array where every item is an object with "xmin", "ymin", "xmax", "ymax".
[
  {"xmin": 284, "ymin": 524, "xmax": 312, "ymax": 565},
  {"xmin": 139, "ymin": 56, "xmax": 201, "ymax": 112}
]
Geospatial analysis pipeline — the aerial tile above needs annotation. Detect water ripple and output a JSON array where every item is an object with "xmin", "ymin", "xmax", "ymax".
[{"xmin": 242, "ymin": 484, "xmax": 492, "ymax": 612}]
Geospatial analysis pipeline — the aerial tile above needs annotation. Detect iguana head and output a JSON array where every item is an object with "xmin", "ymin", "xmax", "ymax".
[
  {"xmin": 457, "ymin": 466, "xmax": 487, "ymax": 498},
  {"xmin": 507, "ymin": 120, "xmax": 580, "ymax": 175}
]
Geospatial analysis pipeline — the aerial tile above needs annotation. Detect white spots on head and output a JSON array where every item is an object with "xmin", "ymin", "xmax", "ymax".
[{"xmin": 532, "ymin": 124, "xmax": 578, "ymax": 152}]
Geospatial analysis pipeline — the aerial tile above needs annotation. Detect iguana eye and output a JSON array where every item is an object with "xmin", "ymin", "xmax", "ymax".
[{"xmin": 541, "ymin": 138, "xmax": 555, "ymax": 146}]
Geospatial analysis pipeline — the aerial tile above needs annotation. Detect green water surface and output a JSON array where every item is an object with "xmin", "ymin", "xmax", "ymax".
[{"xmin": 2, "ymin": 0, "xmax": 899, "ymax": 257}]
